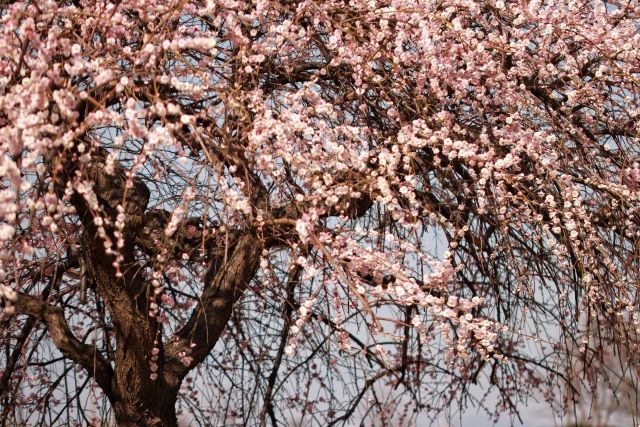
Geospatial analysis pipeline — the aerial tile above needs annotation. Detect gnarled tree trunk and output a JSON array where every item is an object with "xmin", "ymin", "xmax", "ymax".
[{"xmin": 110, "ymin": 381, "xmax": 179, "ymax": 427}]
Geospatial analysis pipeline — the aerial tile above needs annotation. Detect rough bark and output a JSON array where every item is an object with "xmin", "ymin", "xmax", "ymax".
[
  {"xmin": 84, "ymin": 237, "xmax": 180, "ymax": 426},
  {"xmin": 111, "ymin": 384, "xmax": 179, "ymax": 427}
]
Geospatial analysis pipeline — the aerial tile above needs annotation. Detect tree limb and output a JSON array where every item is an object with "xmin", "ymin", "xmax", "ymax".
[
  {"xmin": 11, "ymin": 293, "xmax": 114, "ymax": 398},
  {"xmin": 164, "ymin": 232, "xmax": 263, "ymax": 383}
]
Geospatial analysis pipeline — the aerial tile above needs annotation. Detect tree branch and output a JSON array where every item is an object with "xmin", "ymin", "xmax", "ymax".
[
  {"xmin": 11, "ymin": 293, "xmax": 114, "ymax": 398},
  {"xmin": 164, "ymin": 233, "xmax": 263, "ymax": 383}
]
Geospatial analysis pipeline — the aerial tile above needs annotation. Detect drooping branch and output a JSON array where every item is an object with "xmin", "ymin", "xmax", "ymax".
[
  {"xmin": 10, "ymin": 293, "xmax": 114, "ymax": 398},
  {"xmin": 258, "ymin": 262, "xmax": 303, "ymax": 427}
]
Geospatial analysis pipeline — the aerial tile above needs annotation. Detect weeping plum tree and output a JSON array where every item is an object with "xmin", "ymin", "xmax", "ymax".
[{"xmin": 1, "ymin": 0, "xmax": 640, "ymax": 425}]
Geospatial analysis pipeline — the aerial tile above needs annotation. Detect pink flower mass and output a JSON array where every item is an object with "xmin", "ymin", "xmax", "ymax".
[{"xmin": 0, "ymin": 0, "xmax": 639, "ymax": 425}]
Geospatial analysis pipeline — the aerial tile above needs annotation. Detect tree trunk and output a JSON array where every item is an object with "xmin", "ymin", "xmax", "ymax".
[
  {"xmin": 111, "ymin": 381, "xmax": 179, "ymax": 427},
  {"xmin": 81, "ymin": 228, "xmax": 182, "ymax": 427}
]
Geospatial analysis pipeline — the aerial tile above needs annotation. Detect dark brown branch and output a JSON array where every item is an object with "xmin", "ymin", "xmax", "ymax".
[
  {"xmin": 0, "ymin": 317, "xmax": 36, "ymax": 413},
  {"xmin": 12, "ymin": 293, "xmax": 114, "ymax": 398},
  {"xmin": 164, "ymin": 233, "xmax": 263, "ymax": 382}
]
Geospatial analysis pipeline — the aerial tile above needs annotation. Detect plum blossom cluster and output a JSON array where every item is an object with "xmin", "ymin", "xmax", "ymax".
[
  {"xmin": 284, "ymin": 296, "xmax": 316, "ymax": 356},
  {"xmin": 0, "ymin": 284, "xmax": 17, "ymax": 315}
]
